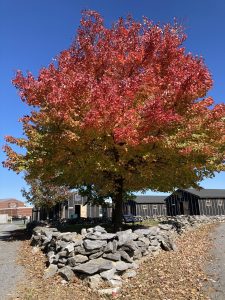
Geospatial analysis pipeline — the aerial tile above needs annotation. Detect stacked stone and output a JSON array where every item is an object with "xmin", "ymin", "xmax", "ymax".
[
  {"xmin": 31, "ymin": 224, "xmax": 175, "ymax": 293},
  {"xmin": 156, "ymin": 215, "xmax": 225, "ymax": 234},
  {"xmin": 30, "ymin": 215, "xmax": 225, "ymax": 295}
]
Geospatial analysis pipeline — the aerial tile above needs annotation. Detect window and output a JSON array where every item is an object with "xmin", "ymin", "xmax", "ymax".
[
  {"xmin": 142, "ymin": 205, "xmax": 147, "ymax": 210},
  {"xmin": 99, "ymin": 206, "xmax": 103, "ymax": 217},
  {"xmin": 152, "ymin": 205, "xmax": 158, "ymax": 210},
  {"xmin": 217, "ymin": 200, "xmax": 223, "ymax": 207},
  {"xmin": 206, "ymin": 200, "xmax": 212, "ymax": 207}
]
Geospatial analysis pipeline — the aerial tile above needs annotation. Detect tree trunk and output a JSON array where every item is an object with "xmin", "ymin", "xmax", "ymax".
[{"xmin": 112, "ymin": 177, "xmax": 124, "ymax": 232}]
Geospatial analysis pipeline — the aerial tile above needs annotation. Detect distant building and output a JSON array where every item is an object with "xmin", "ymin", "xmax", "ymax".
[
  {"xmin": 130, "ymin": 196, "xmax": 167, "ymax": 217},
  {"xmin": 32, "ymin": 189, "xmax": 225, "ymax": 221},
  {"xmin": 0, "ymin": 198, "xmax": 32, "ymax": 218},
  {"xmin": 166, "ymin": 189, "xmax": 225, "ymax": 216},
  {"xmin": 32, "ymin": 193, "xmax": 167, "ymax": 221},
  {"xmin": 32, "ymin": 192, "xmax": 112, "ymax": 221}
]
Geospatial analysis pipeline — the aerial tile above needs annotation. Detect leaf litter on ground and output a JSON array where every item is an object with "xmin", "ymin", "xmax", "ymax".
[{"xmin": 12, "ymin": 224, "xmax": 216, "ymax": 300}]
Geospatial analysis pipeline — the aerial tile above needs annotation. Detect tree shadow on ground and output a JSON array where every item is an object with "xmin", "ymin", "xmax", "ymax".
[{"xmin": 0, "ymin": 228, "xmax": 30, "ymax": 242}]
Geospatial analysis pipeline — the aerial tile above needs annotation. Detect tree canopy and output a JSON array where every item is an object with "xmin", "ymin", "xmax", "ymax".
[
  {"xmin": 3, "ymin": 11, "xmax": 225, "ymax": 228},
  {"xmin": 21, "ymin": 177, "xmax": 70, "ymax": 209}
]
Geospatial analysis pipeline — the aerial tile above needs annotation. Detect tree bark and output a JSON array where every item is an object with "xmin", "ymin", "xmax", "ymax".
[{"xmin": 112, "ymin": 177, "xmax": 124, "ymax": 232}]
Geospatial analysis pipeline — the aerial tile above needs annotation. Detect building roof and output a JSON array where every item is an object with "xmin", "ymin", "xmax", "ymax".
[
  {"xmin": 134, "ymin": 196, "xmax": 167, "ymax": 204},
  {"xmin": 0, "ymin": 198, "xmax": 23, "ymax": 202},
  {"xmin": 183, "ymin": 189, "xmax": 225, "ymax": 199}
]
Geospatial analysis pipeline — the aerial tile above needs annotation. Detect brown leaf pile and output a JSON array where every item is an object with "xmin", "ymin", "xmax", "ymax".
[
  {"xmin": 118, "ymin": 225, "xmax": 214, "ymax": 300},
  {"xmin": 13, "ymin": 225, "xmax": 214, "ymax": 300},
  {"xmin": 13, "ymin": 242, "xmax": 100, "ymax": 300}
]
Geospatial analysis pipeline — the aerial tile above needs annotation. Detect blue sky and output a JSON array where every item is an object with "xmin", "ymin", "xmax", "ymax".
[{"xmin": 0, "ymin": 0, "xmax": 225, "ymax": 201}]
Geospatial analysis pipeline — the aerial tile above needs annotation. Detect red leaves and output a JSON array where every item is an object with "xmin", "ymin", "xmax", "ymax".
[
  {"xmin": 12, "ymin": 10, "xmax": 214, "ymax": 146},
  {"xmin": 5, "ymin": 10, "xmax": 225, "ymax": 190}
]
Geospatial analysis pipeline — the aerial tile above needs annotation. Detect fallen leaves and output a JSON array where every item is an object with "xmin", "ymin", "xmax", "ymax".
[
  {"xmin": 118, "ymin": 225, "xmax": 214, "ymax": 300},
  {"xmin": 13, "ymin": 225, "xmax": 215, "ymax": 300}
]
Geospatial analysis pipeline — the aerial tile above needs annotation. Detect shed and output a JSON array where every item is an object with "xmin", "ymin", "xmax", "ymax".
[
  {"xmin": 124, "ymin": 196, "xmax": 167, "ymax": 217},
  {"xmin": 166, "ymin": 189, "xmax": 225, "ymax": 216}
]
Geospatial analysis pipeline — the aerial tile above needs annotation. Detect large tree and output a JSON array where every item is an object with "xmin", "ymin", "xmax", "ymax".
[{"xmin": 4, "ymin": 11, "xmax": 225, "ymax": 230}]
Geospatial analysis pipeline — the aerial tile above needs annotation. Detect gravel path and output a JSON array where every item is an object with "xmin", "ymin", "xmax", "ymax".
[
  {"xmin": 205, "ymin": 223, "xmax": 225, "ymax": 300},
  {"xmin": 0, "ymin": 223, "xmax": 25, "ymax": 300}
]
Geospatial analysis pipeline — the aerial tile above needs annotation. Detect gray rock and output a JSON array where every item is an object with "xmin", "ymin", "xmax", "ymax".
[
  {"xmin": 57, "ymin": 262, "xmax": 66, "ymax": 268},
  {"xmin": 159, "ymin": 224, "xmax": 173, "ymax": 230},
  {"xmin": 109, "ymin": 278, "xmax": 123, "ymax": 287},
  {"xmin": 58, "ymin": 250, "xmax": 67, "ymax": 257},
  {"xmin": 87, "ymin": 228, "xmax": 94, "ymax": 233},
  {"xmin": 148, "ymin": 245, "xmax": 160, "ymax": 252},
  {"xmin": 42, "ymin": 237, "xmax": 51, "ymax": 246},
  {"xmin": 59, "ymin": 258, "xmax": 67, "ymax": 264},
  {"xmin": 113, "ymin": 261, "xmax": 130, "ymax": 272},
  {"xmin": 100, "ymin": 268, "xmax": 116, "ymax": 280},
  {"xmin": 104, "ymin": 241, "xmax": 113, "ymax": 253},
  {"xmin": 68, "ymin": 255, "xmax": 88, "ymax": 267},
  {"xmin": 73, "ymin": 239, "xmax": 83, "ymax": 247},
  {"xmin": 74, "ymin": 258, "xmax": 113, "ymax": 275},
  {"xmin": 59, "ymin": 232, "xmax": 77, "ymax": 242},
  {"xmin": 117, "ymin": 230, "xmax": 133, "ymax": 246},
  {"xmin": 58, "ymin": 266, "xmax": 75, "ymax": 281},
  {"xmin": 142, "ymin": 250, "xmax": 149, "ymax": 256},
  {"xmin": 93, "ymin": 225, "xmax": 107, "ymax": 233},
  {"xmin": 112, "ymin": 240, "xmax": 118, "ymax": 253},
  {"xmin": 130, "ymin": 233, "xmax": 139, "ymax": 240},
  {"xmin": 43, "ymin": 264, "xmax": 58, "ymax": 279},
  {"xmin": 117, "ymin": 229, "xmax": 132, "ymax": 236},
  {"xmin": 83, "ymin": 239, "xmax": 107, "ymax": 251},
  {"xmin": 65, "ymin": 243, "xmax": 75, "ymax": 253},
  {"xmin": 86, "ymin": 274, "xmax": 103, "ymax": 290},
  {"xmin": 136, "ymin": 240, "xmax": 148, "ymax": 249},
  {"xmin": 47, "ymin": 251, "xmax": 55, "ymax": 259},
  {"xmin": 133, "ymin": 249, "xmax": 142, "ymax": 260},
  {"xmin": 68, "ymin": 251, "xmax": 75, "ymax": 258},
  {"xmin": 56, "ymin": 240, "xmax": 68, "ymax": 251},
  {"xmin": 138, "ymin": 237, "xmax": 150, "ymax": 246},
  {"xmin": 75, "ymin": 245, "xmax": 99, "ymax": 255},
  {"xmin": 103, "ymin": 252, "xmax": 121, "ymax": 261},
  {"xmin": 160, "ymin": 236, "xmax": 176, "ymax": 251},
  {"xmin": 49, "ymin": 254, "xmax": 59, "ymax": 264},
  {"xmin": 86, "ymin": 233, "xmax": 116, "ymax": 240},
  {"xmin": 150, "ymin": 239, "xmax": 160, "ymax": 247},
  {"xmin": 122, "ymin": 269, "xmax": 137, "ymax": 279},
  {"xmin": 89, "ymin": 251, "xmax": 103, "ymax": 260},
  {"xmin": 81, "ymin": 228, "xmax": 87, "ymax": 236},
  {"xmin": 52, "ymin": 232, "xmax": 61, "ymax": 238},
  {"xmin": 134, "ymin": 228, "xmax": 153, "ymax": 236},
  {"xmin": 127, "ymin": 262, "xmax": 139, "ymax": 269},
  {"xmin": 112, "ymin": 274, "xmax": 122, "ymax": 280},
  {"xmin": 122, "ymin": 240, "xmax": 138, "ymax": 251},
  {"xmin": 119, "ymin": 250, "xmax": 133, "ymax": 263},
  {"xmin": 147, "ymin": 226, "xmax": 160, "ymax": 236}
]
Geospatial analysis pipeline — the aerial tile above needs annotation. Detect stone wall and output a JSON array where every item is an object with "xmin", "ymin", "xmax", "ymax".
[{"xmin": 30, "ymin": 215, "xmax": 225, "ymax": 295}]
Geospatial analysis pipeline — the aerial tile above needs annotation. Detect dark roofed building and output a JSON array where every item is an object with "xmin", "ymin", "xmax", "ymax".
[
  {"xmin": 124, "ymin": 195, "xmax": 168, "ymax": 217},
  {"xmin": 166, "ymin": 189, "xmax": 225, "ymax": 216},
  {"xmin": 134, "ymin": 196, "xmax": 167, "ymax": 204}
]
